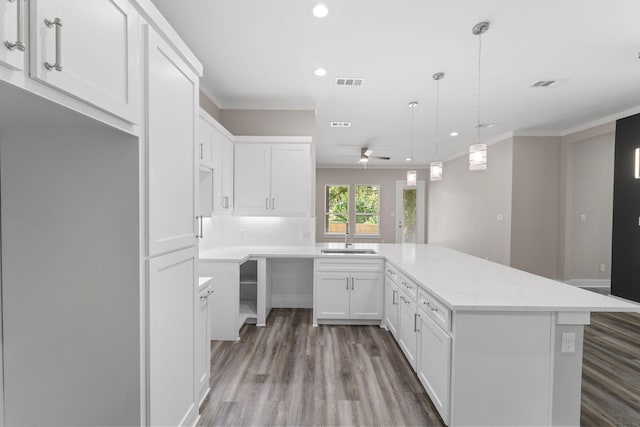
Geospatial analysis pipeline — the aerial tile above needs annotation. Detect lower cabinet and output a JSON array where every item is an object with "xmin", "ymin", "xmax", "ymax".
[
  {"xmin": 195, "ymin": 282, "xmax": 213, "ymax": 407},
  {"xmin": 398, "ymin": 289, "xmax": 419, "ymax": 370},
  {"xmin": 384, "ymin": 275, "xmax": 400, "ymax": 337},
  {"xmin": 148, "ymin": 247, "xmax": 198, "ymax": 427},
  {"xmin": 313, "ymin": 258, "xmax": 384, "ymax": 324},
  {"xmin": 417, "ymin": 308, "xmax": 452, "ymax": 425}
]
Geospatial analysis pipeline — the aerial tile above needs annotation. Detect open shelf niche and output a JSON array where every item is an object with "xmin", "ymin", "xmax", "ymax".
[{"xmin": 239, "ymin": 259, "xmax": 258, "ymax": 328}]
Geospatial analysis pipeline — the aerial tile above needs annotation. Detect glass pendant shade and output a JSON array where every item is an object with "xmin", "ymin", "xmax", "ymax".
[
  {"xmin": 469, "ymin": 144, "xmax": 487, "ymax": 171},
  {"xmin": 407, "ymin": 170, "xmax": 417, "ymax": 186},
  {"xmin": 430, "ymin": 161, "xmax": 443, "ymax": 181}
]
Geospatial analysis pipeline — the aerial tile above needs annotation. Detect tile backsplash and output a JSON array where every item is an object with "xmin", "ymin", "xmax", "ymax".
[{"xmin": 199, "ymin": 216, "xmax": 316, "ymax": 250}]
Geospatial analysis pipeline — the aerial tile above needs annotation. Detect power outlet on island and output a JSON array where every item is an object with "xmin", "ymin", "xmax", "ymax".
[{"xmin": 561, "ymin": 332, "xmax": 576, "ymax": 353}]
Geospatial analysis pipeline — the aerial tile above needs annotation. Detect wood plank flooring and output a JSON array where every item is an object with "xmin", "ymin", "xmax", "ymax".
[{"xmin": 198, "ymin": 308, "xmax": 640, "ymax": 426}]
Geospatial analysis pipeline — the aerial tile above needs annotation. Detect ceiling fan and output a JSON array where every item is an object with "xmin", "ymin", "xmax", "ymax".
[{"xmin": 359, "ymin": 147, "xmax": 390, "ymax": 164}]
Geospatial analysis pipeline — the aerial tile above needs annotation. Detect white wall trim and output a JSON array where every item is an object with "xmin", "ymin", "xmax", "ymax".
[
  {"xmin": 271, "ymin": 293, "xmax": 313, "ymax": 308},
  {"xmin": 565, "ymin": 279, "xmax": 610, "ymax": 288},
  {"xmin": 560, "ymin": 104, "xmax": 640, "ymax": 136},
  {"xmin": 233, "ymin": 135, "xmax": 312, "ymax": 144}
]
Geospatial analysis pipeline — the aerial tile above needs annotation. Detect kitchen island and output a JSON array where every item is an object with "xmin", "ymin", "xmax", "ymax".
[{"xmin": 199, "ymin": 243, "xmax": 639, "ymax": 426}]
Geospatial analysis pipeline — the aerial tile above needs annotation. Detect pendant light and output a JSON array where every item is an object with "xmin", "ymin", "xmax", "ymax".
[
  {"xmin": 407, "ymin": 101, "xmax": 418, "ymax": 186},
  {"xmin": 469, "ymin": 21, "xmax": 490, "ymax": 171},
  {"xmin": 430, "ymin": 72, "xmax": 445, "ymax": 181}
]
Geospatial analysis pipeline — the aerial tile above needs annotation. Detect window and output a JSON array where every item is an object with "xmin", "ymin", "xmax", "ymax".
[
  {"xmin": 355, "ymin": 185, "xmax": 380, "ymax": 236},
  {"xmin": 325, "ymin": 185, "xmax": 349, "ymax": 234},
  {"xmin": 324, "ymin": 184, "xmax": 380, "ymax": 236}
]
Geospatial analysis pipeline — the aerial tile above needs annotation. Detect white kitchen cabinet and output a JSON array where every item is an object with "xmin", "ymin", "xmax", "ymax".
[
  {"xmin": 198, "ymin": 166, "xmax": 214, "ymax": 218},
  {"xmin": 1, "ymin": 0, "xmax": 26, "ymax": 71},
  {"xmin": 200, "ymin": 110, "xmax": 234, "ymax": 214},
  {"xmin": 384, "ymin": 275, "xmax": 400, "ymax": 338},
  {"xmin": 417, "ymin": 308, "xmax": 451, "ymax": 425},
  {"xmin": 146, "ymin": 25, "xmax": 198, "ymax": 256},
  {"xmin": 314, "ymin": 258, "xmax": 384, "ymax": 324},
  {"xmin": 148, "ymin": 247, "xmax": 198, "ymax": 427},
  {"xmin": 398, "ymin": 289, "xmax": 418, "ymax": 370},
  {"xmin": 315, "ymin": 272, "xmax": 351, "ymax": 320},
  {"xmin": 234, "ymin": 139, "xmax": 311, "ymax": 217},
  {"xmin": 196, "ymin": 280, "xmax": 213, "ymax": 407},
  {"xmin": 30, "ymin": 0, "xmax": 138, "ymax": 122}
]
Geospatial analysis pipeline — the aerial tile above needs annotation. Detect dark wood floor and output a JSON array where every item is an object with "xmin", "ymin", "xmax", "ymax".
[{"xmin": 198, "ymin": 308, "xmax": 640, "ymax": 427}]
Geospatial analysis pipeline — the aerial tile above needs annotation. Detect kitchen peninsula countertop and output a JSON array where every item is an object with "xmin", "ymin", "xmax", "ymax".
[{"xmin": 199, "ymin": 243, "xmax": 640, "ymax": 313}]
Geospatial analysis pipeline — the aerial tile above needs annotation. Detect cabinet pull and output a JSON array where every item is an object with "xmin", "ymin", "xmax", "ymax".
[
  {"xmin": 44, "ymin": 18, "xmax": 63, "ymax": 71},
  {"xmin": 392, "ymin": 290, "xmax": 397, "ymax": 305},
  {"xmin": 199, "ymin": 143, "xmax": 203, "ymax": 159},
  {"xmin": 4, "ymin": 0, "xmax": 25, "ymax": 51},
  {"xmin": 223, "ymin": 196, "xmax": 229, "ymax": 209},
  {"xmin": 351, "ymin": 277, "xmax": 354, "ymax": 290},
  {"xmin": 199, "ymin": 288, "xmax": 214, "ymax": 301},
  {"xmin": 272, "ymin": 198, "xmax": 275, "ymax": 211},
  {"xmin": 265, "ymin": 198, "xmax": 269, "ymax": 210},
  {"xmin": 414, "ymin": 313, "xmax": 420, "ymax": 332},
  {"xmin": 346, "ymin": 277, "xmax": 349, "ymax": 290},
  {"xmin": 196, "ymin": 216, "xmax": 203, "ymax": 238}
]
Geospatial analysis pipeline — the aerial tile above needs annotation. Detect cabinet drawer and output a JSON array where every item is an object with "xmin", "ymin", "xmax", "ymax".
[
  {"xmin": 418, "ymin": 288, "xmax": 451, "ymax": 332},
  {"xmin": 398, "ymin": 272, "xmax": 418, "ymax": 301},
  {"xmin": 384, "ymin": 262, "xmax": 398, "ymax": 284},
  {"xmin": 315, "ymin": 258, "xmax": 383, "ymax": 273}
]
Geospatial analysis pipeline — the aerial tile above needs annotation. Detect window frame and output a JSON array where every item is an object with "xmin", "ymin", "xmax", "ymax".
[
  {"xmin": 354, "ymin": 184, "xmax": 381, "ymax": 237},
  {"xmin": 324, "ymin": 184, "xmax": 350, "ymax": 236},
  {"xmin": 323, "ymin": 183, "xmax": 381, "ymax": 238}
]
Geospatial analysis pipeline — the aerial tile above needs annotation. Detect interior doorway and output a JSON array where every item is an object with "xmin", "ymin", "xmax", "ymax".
[{"xmin": 395, "ymin": 180, "xmax": 425, "ymax": 243}]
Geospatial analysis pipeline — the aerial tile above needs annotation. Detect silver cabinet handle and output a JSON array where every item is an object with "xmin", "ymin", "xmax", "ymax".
[
  {"xmin": 346, "ymin": 277, "xmax": 349, "ymax": 290},
  {"xmin": 223, "ymin": 196, "xmax": 229, "ymax": 209},
  {"xmin": 414, "ymin": 313, "xmax": 420, "ymax": 332},
  {"xmin": 392, "ymin": 290, "xmax": 397, "ymax": 305},
  {"xmin": 196, "ymin": 216, "xmax": 203, "ymax": 238},
  {"xmin": 199, "ymin": 143, "xmax": 204, "ymax": 159},
  {"xmin": 351, "ymin": 277, "xmax": 354, "ymax": 290},
  {"xmin": 265, "ymin": 198, "xmax": 269, "ymax": 210},
  {"xmin": 44, "ymin": 18, "xmax": 63, "ymax": 71},
  {"xmin": 4, "ymin": 0, "xmax": 25, "ymax": 51},
  {"xmin": 272, "ymin": 198, "xmax": 275, "ymax": 211}
]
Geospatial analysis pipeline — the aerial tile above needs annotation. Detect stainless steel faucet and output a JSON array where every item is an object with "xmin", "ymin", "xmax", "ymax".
[{"xmin": 345, "ymin": 222, "xmax": 352, "ymax": 248}]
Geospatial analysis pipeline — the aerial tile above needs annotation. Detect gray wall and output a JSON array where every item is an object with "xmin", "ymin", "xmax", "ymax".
[
  {"xmin": 510, "ymin": 136, "xmax": 562, "ymax": 278},
  {"xmin": 315, "ymin": 168, "xmax": 429, "ymax": 243},
  {"xmin": 428, "ymin": 138, "xmax": 514, "ymax": 265},
  {"xmin": 560, "ymin": 123, "xmax": 615, "ymax": 282},
  {"xmin": 219, "ymin": 109, "xmax": 315, "ymax": 137},
  {"xmin": 199, "ymin": 90, "xmax": 221, "ymax": 121}
]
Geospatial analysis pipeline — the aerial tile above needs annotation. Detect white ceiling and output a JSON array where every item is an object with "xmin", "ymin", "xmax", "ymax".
[{"xmin": 152, "ymin": 0, "xmax": 640, "ymax": 167}]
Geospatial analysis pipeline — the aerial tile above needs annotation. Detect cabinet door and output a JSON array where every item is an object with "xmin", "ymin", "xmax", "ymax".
[
  {"xmin": 271, "ymin": 144, "xmax": 310, "ymax": 216},
  {"xmin": 350, "ymin": 272, "xmax": 383, "ymax": 320},
  {"xmin": 418, "ymin": 311, "xmax": 451, "ymax": 424},
  {"xmin": 1, "ymin": 0, "xmax": 25, "ymax": 70},
  {"xmin": 146, "ymin": 26, "xmax": 198, "ymax": 256},
  {"xmin": 195, "ymin": 286, "xmax": 211, "ymax": 406},
  {"xmin": 198, "ymin": 166, "xmax": 214, "ymax": 217},
  {"xmin": 198, "ymin": 115, "xmax": 215, "ymax": 168},
  {"xmin": 384, "ymin": 278, "xmax": 399, "ymax": 337},
  {"xmin": 234, "ymin": 143, "xmax": 271, "ymax": 215},
  {"xmin": 398, "ymin": 292, "xmax": 418, "ymax": 370},
  {"xmin": 31, "ymin": 0, "xmax": 138, "ymax": 122},
  {"xmin": 149, "ymin": 247, "xmax": 198, "ymax": 427},
  {"xmin": 315, "ymin": 272, "xmax": 350, "ymax": 320},
  {"xmin": 220, "ymin": 135, "xmax": 234, "ymax": 212}
]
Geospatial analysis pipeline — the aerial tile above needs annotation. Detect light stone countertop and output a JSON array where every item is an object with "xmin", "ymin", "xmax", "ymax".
[{"xmin": 199, "ymin": 243, "xmax": 640, "ymax": 313}]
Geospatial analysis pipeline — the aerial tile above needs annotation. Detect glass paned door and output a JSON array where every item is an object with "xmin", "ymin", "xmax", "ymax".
[{"xmin": 395, "ymin": 181, "xmax": 425, "ymax": 243}]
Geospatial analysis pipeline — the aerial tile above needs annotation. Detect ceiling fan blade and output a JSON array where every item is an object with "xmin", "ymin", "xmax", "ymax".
[{"xmin": 371, "ymin": 156, "xmax": 391, "ymax": 160}]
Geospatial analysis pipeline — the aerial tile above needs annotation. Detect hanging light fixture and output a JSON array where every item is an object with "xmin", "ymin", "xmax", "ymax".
[
  {"xmin": 407, "ymin": 101, "xmax": 418, "ymax": 186},
  {"xmin": 469, "ymin": 21, "xmax": 490, "ymax": 171},
  {"xmin": 430, "ymin": 72, "xmax": 445, "ymax": 181}
]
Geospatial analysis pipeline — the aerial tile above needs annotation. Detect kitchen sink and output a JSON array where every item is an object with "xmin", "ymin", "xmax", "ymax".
[{"xmin": 321, "ymin": 248, "xmax": 377, "ymax": 255}]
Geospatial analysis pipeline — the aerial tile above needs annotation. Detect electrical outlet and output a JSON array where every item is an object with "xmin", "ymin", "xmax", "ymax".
[
  {"xmin": 561, "ymin": 333, "xmax": 576, "ymax": 353},
  {"xmin": 580, "ymin": 214, "xmax": 587, "ymax": 223},
  {"xmin": 600, "ymin": 264, "xmax": 606, "ymax": 272},
  {"xmin": 496, "ymin": 214, "xmax": 504, "ymax": 221}
]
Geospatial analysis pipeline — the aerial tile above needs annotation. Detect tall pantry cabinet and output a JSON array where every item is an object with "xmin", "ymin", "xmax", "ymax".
[{"xmin": 0, "ymin": 1, "xmax": 204, "ymax": 426}]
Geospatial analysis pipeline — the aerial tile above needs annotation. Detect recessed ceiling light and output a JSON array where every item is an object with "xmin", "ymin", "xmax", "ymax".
[
  {"xmin": 314, "ymin": 68, "xmax": 327, "ymax": 77},
  {"xmin": 405, "ymin": 157, "xmax": 412, "ymax": 162},
  {"xmin": 486, "ymin": 123, "xmax": 496, "ymax": 128},
  {"xmin": 450, "ymin": 131, "xmax": 459, "ymax": 137},
  {"xmin": 313, "ymin": 3, "xmax": 329, "ymax": 18}
]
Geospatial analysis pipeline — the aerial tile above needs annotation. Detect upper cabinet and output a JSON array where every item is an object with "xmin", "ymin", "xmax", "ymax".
[
  {"xmin": 234, "ymin": 138, "xmax": 311, "ymax": 217},
  {"xmin": 1, "ymin": 0, "xmax": 26, "ymax": 70},
  {"xmin": 30, "ymin": 0, "xmax": 138, "ymax": 123},
  {"xmin": 199, "ymin": 109, "xmax": 234, "ymax": 215},
  {"xmin": 146, "ymin": 24, "xmax": 198, "ymax": 256}
]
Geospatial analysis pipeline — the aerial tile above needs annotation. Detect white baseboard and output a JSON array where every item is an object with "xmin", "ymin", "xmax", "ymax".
[
  {"xmin": 271, "ymin": 293, "xmax": 313, "ymax": 308},
  {"xmin": 565, "ymin": 279, "xmax": 610, "ymax": 288}
]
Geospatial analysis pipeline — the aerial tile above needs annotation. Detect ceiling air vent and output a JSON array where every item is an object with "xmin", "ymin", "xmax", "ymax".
[
  {"xmin": 531, "ymin": 80, "xmax": 557, "ymax": 88},
  {"xmin": 330, "ymin": 122, "xmax": 351, "ymax": 128},
  {"xmin": 336, "ymin": 77, "xmax": 364, "ymax": 86}
]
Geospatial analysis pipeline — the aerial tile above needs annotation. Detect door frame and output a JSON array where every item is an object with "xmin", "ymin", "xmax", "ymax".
[{"xmin": 395, "ymin": 180, "xmax": 425, "ymax": 243}]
